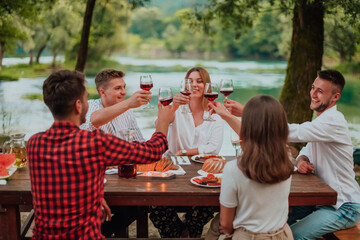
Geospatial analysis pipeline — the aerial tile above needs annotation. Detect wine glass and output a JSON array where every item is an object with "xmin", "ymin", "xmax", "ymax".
[
  {"xmin": 140, "ymin": 74, "xmax": 153, "ymax": 109},
  {"xmin": 203, "ymin": 82, "xmax": 219, "ymax": 121},
  {"xmin": 158, "ymin": 87, "xmax": 173, "ymax": 106},
  {"xmin": 230, "ymin": 129, "xmax": 241, "ymax": 158},
  {"xmin": 220, "ymin": 79, "xmax": 234, "ymax": 100},
  {"xmin": 180, "ymin": 78, "xmax": 192, "ymax": 113}
]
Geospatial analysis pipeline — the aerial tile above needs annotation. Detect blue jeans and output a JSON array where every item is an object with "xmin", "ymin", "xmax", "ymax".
[{"xmin": 287, "ymin": 203, "xmax": 360, "ymax": 240}]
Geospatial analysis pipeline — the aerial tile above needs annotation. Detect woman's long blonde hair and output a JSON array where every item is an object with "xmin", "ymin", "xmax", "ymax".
[
  {"xmin": 239, "ymin": 95, "xmax": 294, "ymax": 184},
  {"xmin": 185, "ymin": 67, "xmax": 211, "ymax": 110}
]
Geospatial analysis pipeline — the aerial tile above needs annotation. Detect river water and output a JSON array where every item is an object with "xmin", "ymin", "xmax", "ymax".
[{"xmin": 1, "ymin": 56, "xmax": 359, "ymax": 155}]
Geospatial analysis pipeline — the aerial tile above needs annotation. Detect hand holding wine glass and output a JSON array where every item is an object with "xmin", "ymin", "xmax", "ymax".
[
  {"xmin": 180, "ymin": 78, "xmax": 192, "ymax": 113},
  {"xmin": 203, "ymin": 82, "xmax": 219, "ymax": 121},
  {"xmin": 158, "ymin": 87, "xmax": 173, "ymax": 106},
  {"xmin": 220, "ymin": 79, "xmax": 234, "ymax": 100},
  {"xmin": 140, "ymin": 74, "xmax": 153, "ymax": 109}
]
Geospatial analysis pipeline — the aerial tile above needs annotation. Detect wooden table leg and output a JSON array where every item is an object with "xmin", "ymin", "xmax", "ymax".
[
  {"xmin": 136, "ymin": 206, "xmax": 148, "ymax": 238},
  {"xmin": 0, "ymin": 204, "xmax": 21, "ymax": 240}
]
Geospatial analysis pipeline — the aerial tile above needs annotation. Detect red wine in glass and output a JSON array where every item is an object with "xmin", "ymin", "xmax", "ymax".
[
  {"xmin": 118, "ymin": 164, "xmax": 136, "ymax": 179},
  {"xmin": 181, "ymin": 91, "xmax": 191, "ymax": 96},
  {"xmin": 140, "ymin": 83, "xmax": 153, "ymax": 91},
  {"xmin": 220, "ymin": 89, "xmax": 233, "ymax": 98},
  {"xmin": 204, "ymin": 93, "xmax": 219, "ymax": 102},
  {"xmin": 159, "ymin": 97, "xmax": 173, "ymax": 106}
]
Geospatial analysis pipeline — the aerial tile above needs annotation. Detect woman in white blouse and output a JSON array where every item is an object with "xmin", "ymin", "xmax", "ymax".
[
  {"xmin": 150, "ymin": 67, "xmax": 224, "ymax": 238},
  {"xmin": 165, "ymin": 66, "xmax": 224, "ymax": 156}
]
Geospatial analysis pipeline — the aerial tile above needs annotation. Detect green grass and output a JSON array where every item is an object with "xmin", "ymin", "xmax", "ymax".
[
  {"xmin": 356, "ymin": 176, "xmax": 360, "ymax": 186},
  {"xmin": 0, "ymin": 63, "xmax": 53, "ymax": 80},
  {"xmin": 22, "ymin": 94, "xmax": 43, "ymax": 101}
]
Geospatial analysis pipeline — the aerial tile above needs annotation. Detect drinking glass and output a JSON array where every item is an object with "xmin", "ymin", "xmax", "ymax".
[
  {"xmin": 203, "ymin": 82, "xmax": 219, "ymax": 121},
  {"xmin": 140, "ymin": 74, "xmax": 153, "ymax": 109},
  {"xmin": 158, "ymin": 87, "xmax": 173, "ymax": 106},
  {"xmin": 180, "ymin": 78, "xmax": 192, "ymax": 113},
  {"xmin": 118, "ymin": 164, "xmax": 137, "ymax": 179},
  {"xmin": 220, "ymin": 79, "xmax": 234, "ymax": 100},
  {"xmin": 3, "ymin": 133, "xmax": 28, "ymax": 168},
  {"xmin": 230, "ymin": 130, "xmax": 241, "ymax": 158},
  {"xmin": 119, "ymin": 128, "xmax": 135, "ymax": 142}
]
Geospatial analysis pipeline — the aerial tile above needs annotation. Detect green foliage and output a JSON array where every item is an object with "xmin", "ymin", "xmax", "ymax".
[
  {"xmin": 324, "ymin": 7, "xmax": 360, "ymax": 62},
  {"xmin": 0, "ymin": 0, "xmax": 39, "ymax": 63},
  {"xmin": 128, "ymin": 7, "xmax": 164, "ymax": 39},
  {"xmin": 86, "ymin": 86, "xmax": 99, "ymax": 99},
  {"xmin": 72, "ymin": 0, "xmax": 132, "ymax": 62},
  {"xmin": 333, "ymin": 62, "xmax": 360, "ymax": 75}
]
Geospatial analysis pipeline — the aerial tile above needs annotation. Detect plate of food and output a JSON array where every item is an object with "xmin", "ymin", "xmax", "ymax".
[
  {"xmin": 191, "ymin": 154, "xmax": 225, "ymax": 164},
  {"xmin": 197, "ymin": 169, "xmax": 222, "ymax": 177},
  {"xmin": 190, "ymin": 174, "xmax": 221, "ymax": 188}
]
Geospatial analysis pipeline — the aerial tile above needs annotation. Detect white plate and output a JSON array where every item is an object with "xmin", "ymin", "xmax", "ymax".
[
  {"xmin": 190, "ymin": 155, "xmax": 225, "ymax": 164},
  {"xmin": 197, "ymin": 169, "xmax": 222, "ymax": 177},
  {"xmin": 104, "ymin": 178, "xmax": 107, "ymax": 184},
  {"xmin": 190, "ymin": 176, "xmax": 221, "ymax": 188}
]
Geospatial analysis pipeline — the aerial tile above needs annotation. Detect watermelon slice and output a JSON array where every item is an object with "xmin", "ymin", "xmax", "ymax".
[
  {"xmin": 0, "ymin": 166, "xmax": 10, "ymax": 179},
  {"xmin": 0, "ymin": 153, "xmax": 16, "ymax": 169},
  {"xmin": 0, "ymin": 154, "xmax": 16, "ymax": 179}
]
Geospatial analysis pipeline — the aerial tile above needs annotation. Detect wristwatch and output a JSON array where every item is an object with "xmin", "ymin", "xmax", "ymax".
[{"xmin": 181, "ymin": 149, "xmax": 187, "ymax": 156}]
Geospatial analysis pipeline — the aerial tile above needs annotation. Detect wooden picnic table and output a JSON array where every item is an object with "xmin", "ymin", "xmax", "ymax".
[{"xmin": 0, "ymin": 156, "xmax": 337, "ymax": 240}]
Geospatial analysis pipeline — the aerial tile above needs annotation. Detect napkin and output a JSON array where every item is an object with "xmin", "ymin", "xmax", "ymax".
[
  {"xmin": 176, "ymin": 156, "xmax": 191, "ymax": 165},
  {"xmin": 105, "ymin": 168, "xmax": 118, "ymax": 175}
]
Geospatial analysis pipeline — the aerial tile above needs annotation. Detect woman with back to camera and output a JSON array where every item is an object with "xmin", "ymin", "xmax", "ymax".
[
  {"xmin": 206, "ymin": 95, "xmax": 294, "ymax": 240},
  {"xmin": 149, "ymin": 67, "xmax": 224, "ymax": 238}
]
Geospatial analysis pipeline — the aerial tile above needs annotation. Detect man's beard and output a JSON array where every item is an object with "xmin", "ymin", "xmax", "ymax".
[{"xmin": 312, "ymin": 101, "xmax": 330, "ymax": 113}]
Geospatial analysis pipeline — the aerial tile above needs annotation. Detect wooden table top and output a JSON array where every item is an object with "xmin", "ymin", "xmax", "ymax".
[{"xmin": 0, "ymin": 156, "xmax": 337, "ymax": 206}]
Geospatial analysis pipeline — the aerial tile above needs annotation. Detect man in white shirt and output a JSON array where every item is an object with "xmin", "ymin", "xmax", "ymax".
[
  {"xmin": 287, "ymin": 70, "xmax": 360, "ymax": 239},
  {"xmin": 80, "ymin": 69, "xmax": 151, "ymax": 237}
]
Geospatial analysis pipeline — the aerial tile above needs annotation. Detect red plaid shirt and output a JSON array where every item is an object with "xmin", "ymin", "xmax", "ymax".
[{"xmin": 27, "ymin": 121, "xmax": 167, "ymax": 239}]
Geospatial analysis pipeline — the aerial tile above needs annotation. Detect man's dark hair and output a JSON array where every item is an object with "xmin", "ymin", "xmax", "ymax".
[
  {"xmin": 317, "ymin": 69, "xmax": 345, "ymax": 93},
  {"xmin": 95, "ymin": 69, "xmax": 125, "ymax": 92},
  {"xmin": 43, "ymin": 70, "xmax": 86, "ymax": 119}
]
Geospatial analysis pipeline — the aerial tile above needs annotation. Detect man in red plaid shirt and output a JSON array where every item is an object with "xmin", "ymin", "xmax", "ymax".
[{"xmin": 27, "ymin": 70, "xmax": 174, "ymax": 239}]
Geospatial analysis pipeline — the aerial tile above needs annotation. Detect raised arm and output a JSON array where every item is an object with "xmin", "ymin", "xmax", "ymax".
[
  {"xmin": 90, "ymin": 90, "xmax": 151, "ymax": 128},
  {"xmin": 223, "ymin": 99, "xmax": 244, "ymax": 117},
  {"xmin": 208, "ymin": 101, "xmax": 241, "ymax": 135}
]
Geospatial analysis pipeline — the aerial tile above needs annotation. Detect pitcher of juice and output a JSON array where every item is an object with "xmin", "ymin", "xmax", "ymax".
[{"xmin": 3, "ymin": 133, "xmax": 28, "ymax": 168}]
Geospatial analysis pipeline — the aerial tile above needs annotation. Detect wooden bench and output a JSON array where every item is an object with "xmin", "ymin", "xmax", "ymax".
[{"xmin": 323, "ymin": 221, "xmax": 360, "ymax": 240}]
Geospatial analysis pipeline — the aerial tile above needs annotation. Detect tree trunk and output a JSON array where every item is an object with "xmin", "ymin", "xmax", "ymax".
[
  {"xmin": 52, "ymin": 51, "xmax": 57, "ymax": 68},
  {"xmin": 29, "ymin": 49, "xmax": 33, "ymax": 66},
  {"xmin": 75, "ymin": 0, "xmax": 96, "ymax": 73},
  {"xmin": 0, "ymin": 41, "xmax": 5, "ymax": 70},
  {"xmin": 36, "ymin": 44, "xmax": 47, "ymax": 64},
  {"xmin": 279, "ymin": 0, "xmax": 324, "ymax": 124}
]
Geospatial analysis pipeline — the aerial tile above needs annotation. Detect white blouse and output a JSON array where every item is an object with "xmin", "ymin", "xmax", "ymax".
[{"xmin": 164, "ymin": 105, "xmax": 224, "ymax": 156}]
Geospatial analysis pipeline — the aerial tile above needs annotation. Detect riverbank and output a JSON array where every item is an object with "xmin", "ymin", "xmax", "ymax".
[{"xmin": 0, "ymin": 57, "xmax": 359, "ymax": 151}]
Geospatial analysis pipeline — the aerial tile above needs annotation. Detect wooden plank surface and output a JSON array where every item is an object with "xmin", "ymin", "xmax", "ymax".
[
  {"xmin": 0, "ymin": 157, "xmax": 337, "ymax": 206},
  {"xmin": 0, "ymin": 156, "xmax": 337, "ymax": 240}
]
